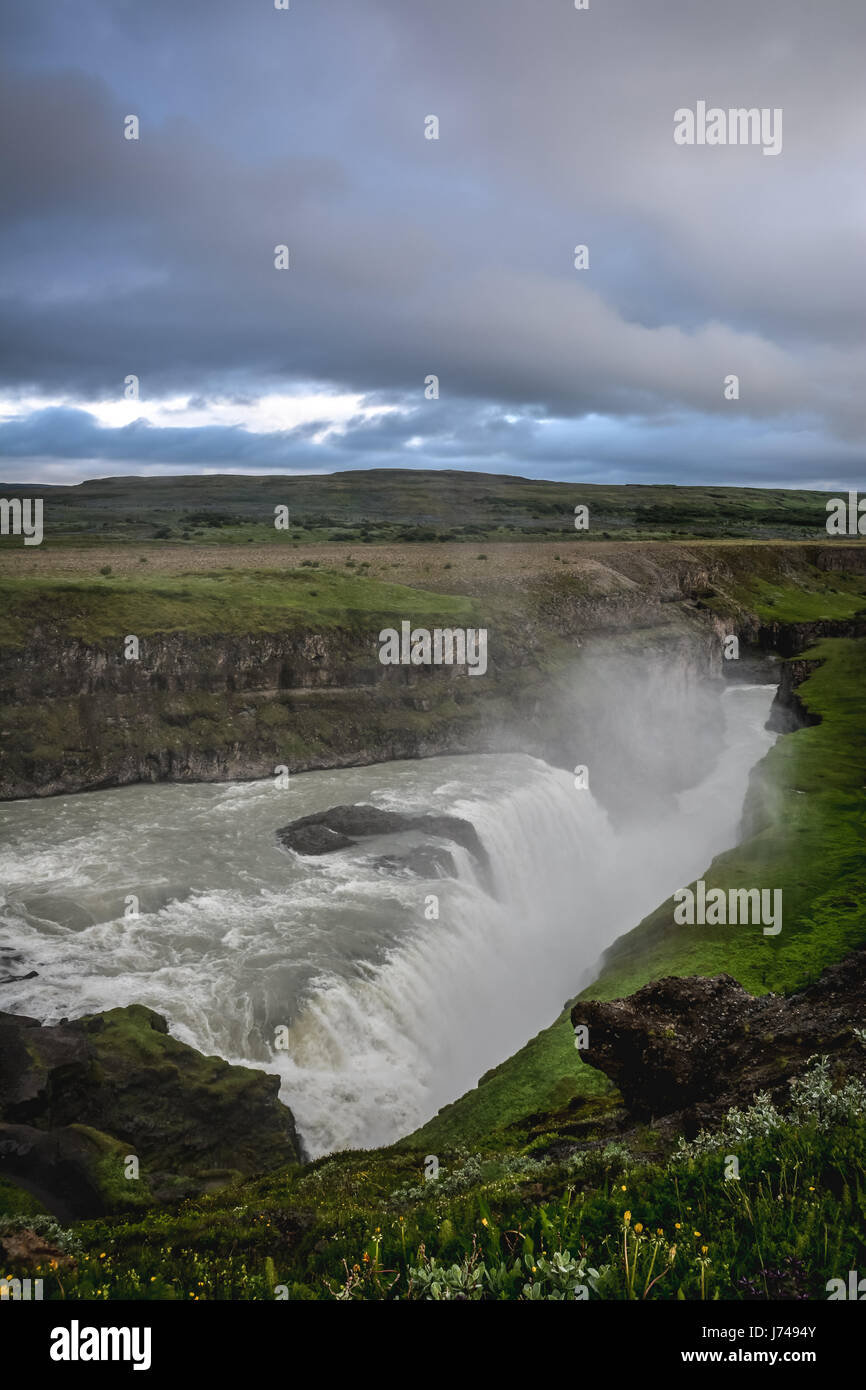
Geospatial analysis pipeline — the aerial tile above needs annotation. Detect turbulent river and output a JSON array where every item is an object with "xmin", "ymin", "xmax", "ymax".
[{"xmin": 0, "ymin": 684, "xmax": 777, "ymax": 1157}]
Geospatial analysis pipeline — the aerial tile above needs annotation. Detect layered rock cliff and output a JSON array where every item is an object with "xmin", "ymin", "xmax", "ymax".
[{"xmin": 2, "ymin": 540, "xmax": 865, "ymax": 800}]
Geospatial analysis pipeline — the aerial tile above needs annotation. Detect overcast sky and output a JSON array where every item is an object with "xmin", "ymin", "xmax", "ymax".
[{"xmin": 1, "ymin": 0, "xmax": 864, "ymax": 487}]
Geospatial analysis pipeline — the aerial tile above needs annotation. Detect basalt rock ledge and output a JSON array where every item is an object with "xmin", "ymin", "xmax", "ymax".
[{"xmin": 571, "ymin": 951, "xmax": 866, "ymax": 1126}]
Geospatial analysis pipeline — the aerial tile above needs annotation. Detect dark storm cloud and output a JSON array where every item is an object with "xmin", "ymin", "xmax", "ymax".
[{"xmin": 1, "ymin": 0, "xmax": 864, "ymax": 482}]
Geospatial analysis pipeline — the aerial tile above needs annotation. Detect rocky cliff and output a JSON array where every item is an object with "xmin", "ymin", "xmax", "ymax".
[{"xmin": 2, "ymin": 540, "xmax": 865, "ymax": 800}]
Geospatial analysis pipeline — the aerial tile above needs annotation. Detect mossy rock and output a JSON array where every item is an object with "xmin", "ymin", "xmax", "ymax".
[{"xmin": 0, "ymin": 1005, "xmax": 299, "ymax": 1217}]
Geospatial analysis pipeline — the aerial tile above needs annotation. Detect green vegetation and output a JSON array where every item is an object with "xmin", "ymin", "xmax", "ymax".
[
  {"xmin": 0, "ymin": 1178, "xmax": 49, "ymax": 1220},
  {"xmin": 7, "ymin": 1060, "xmax": 865, "ymax": 1300},
  {"xmin": 720, "ymin": 568, "xmax": 866, "ymax": 624},
  {"xmin": 0, "ymin": 568, "xmax": 479, "ymax": 648},
  {"xmin": 0, "ymin": 471, "xmax": 849, "ymax": 547},
  {"xmin": 6, "ymin": 623, "xmax": 864, "ymax": 1300}
]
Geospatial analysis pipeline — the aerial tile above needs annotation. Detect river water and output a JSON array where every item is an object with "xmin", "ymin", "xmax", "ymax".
[{"xmin": 0, "ymin": 684, "xmax": 777, "ymax": 1156}]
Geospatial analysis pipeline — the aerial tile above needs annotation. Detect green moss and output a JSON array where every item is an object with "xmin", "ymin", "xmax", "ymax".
[
  {"xmin": 65, "ymin": 1125, "xmax": 154, "ymax": 1213},
  {"xmin": 1, "ymin": 1005, "xmax": 299, "ymax": 1214},
  {"xmin": 0, "ymin": 1176, "xmax": 50, "ymax": 1219}
]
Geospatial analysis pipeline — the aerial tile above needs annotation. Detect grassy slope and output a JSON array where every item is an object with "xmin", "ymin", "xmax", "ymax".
[
  {"xmin": 410, "ymin": 634, "xmax": 866, "ymax": 1149},
  {"xmin": 0, "ymin": 568, "xmax": 479, "ymax": 648},
  {"xmin": 8, "ymin": 1107, "xmax": 859, "ymax": 1300}
]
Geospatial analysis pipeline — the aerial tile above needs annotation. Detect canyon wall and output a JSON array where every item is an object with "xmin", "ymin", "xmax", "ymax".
[{"xmin": 2, "ymin": 541, "xmax": 864, "ymax": 801}]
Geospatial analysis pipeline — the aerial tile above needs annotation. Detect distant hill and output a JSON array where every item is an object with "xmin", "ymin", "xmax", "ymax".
[{"xmin": 0, "ymin": 469, "xmax": 841, "ymax": 546}]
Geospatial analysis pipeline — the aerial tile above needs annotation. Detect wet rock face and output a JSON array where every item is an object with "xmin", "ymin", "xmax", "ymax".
[
  {"xmin": 0, "ymin": 1004, "xmax": 300, "ymax": 1218},
  {"xmin": 276, "ymin": 803, "xmax": 489, "ymax": 870},
  {"xmin": 766, "ymin": 658, "xmax": 824, "ymax": 734},
  {"xmin": 571, "ymin": 951, "xmax": 866, "ymax": 1123}
]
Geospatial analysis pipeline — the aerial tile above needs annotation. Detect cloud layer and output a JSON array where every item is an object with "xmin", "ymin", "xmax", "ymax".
[{"xmin": 1, "ymin": 0, "xmax": 864, "ymax": 485}]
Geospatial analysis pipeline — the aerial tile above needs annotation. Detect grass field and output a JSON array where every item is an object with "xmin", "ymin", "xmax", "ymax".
[{"xmin": 0, "ymin": 568, "xmax": 480, "ymax": 648}]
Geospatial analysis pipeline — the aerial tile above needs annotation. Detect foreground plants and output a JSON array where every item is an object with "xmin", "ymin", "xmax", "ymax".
[{"xmin": 4, "ymin": 1064, "xmax": 865, "ymax": 1301}]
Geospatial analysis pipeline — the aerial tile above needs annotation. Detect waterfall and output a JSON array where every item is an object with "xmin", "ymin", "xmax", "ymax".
[
  {"xmin": 260, "ymin": 684, "xmax": 778, "ymax": 1154},
  {"xmin": 0, "ymin": 684, "xmax": 777, "ymax": 1159},
  {"xmin": 270, "ymin": 767, "xmax": 615, "ymax": 1155}
]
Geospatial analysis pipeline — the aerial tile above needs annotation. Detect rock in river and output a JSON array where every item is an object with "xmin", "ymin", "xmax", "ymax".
[{"xmin": 276, "ymin": 803, "xmax": 489, "ymax": 870}]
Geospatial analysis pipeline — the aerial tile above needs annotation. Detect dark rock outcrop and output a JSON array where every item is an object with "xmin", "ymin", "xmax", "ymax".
[
  {"xmin": 766, "ymin": 658, "xmax": 824, "ymax": 734},
  {"xmin": 0, "ymin": 1004, "xmax": 300, "ymax": 1217},
  {"xmin": 757, "ymin": 616, "xmax": 866, "ymax": 659},
  {"xmin": 0, "ymin": 1124, "xmax": 109, "ymax": 1224},
  {"xmin": 571, "ymin": 951, "xmax": 866, "ymax": 1125},
  {"xmin": 277, "ymin": 803, "xmax": 489, "ymax": 870}
]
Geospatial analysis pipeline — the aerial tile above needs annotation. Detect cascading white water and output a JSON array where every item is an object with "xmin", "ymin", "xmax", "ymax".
[
  {"xmin": 270, "ymin": 772, "xmax": 616, "ymax": 1153},
  {"xmin": 0, "ymin": 683, "xmax": 777, "ymax": 1157}
]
